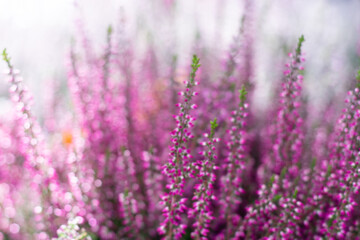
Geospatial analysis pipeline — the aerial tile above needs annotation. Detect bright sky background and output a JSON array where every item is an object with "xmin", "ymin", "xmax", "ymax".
[{"xmin": 0, "ymin": 0, "xmax": 359, "ymax": 115}]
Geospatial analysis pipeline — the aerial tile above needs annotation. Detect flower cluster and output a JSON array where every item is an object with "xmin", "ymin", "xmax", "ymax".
[
  {"xmin": 219, "ymin": 86, "xmax": 249, "ymax": 239},
  {"xmin": 159, "ymin": 55, "xmax": 200, "ymax": 239},
  {"xmin": 54, "ymin": 217, "xmax": 90, "ymax": 240},
  {"xmin": 324, "ymin": 75, "xmax": 360, "ymax": 238},
  {"xmin": 2, "ymin": 49, "xmax": 65, "ymax": 239},
  {"xmin": 270, "ymin": 35, "xmax": 306, "ymax": 176},
  {"xmin": 188, "ymin": 118, "xmax": 220, "ymax": 240},
  {"xmin": 1, "ymin": 6, "xmax": 360, "ymax": 240}
]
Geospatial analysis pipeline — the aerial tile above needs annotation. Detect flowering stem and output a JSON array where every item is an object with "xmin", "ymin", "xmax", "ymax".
[{"xmin": 160, "ymin": 55, "xmax": 200, "ymax": 239}]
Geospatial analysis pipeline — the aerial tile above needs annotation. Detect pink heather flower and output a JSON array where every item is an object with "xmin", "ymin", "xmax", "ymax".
[
  {"xmin": 159, "ymin": 55, "xmax": 201, "ymax": 239},
  {"xmin": 67, "ymin": 23, "xmax": 142, "ymax": 239},
  {"xmin": 325, "ymin": 84, "xmax": 360, "ymax": 237},
  {"xmin": 221, "ymin": 85, "xmax": 249, "ymax": 239},
  {"xmin": 3, "ymin": 49, "xmax": 64, "ymax": 237},
  {"xmin": 189, "ymin": 118, "xmax": 219, "ymax": 240},
  {"xmin": 269, "ymin": 35, "xmax": 306, "ymax": 176}
]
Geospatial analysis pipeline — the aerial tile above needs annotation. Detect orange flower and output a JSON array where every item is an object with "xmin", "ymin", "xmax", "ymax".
[{"xmin": 62, "ymin": 130, "xmax": 73, "ymax": 146}]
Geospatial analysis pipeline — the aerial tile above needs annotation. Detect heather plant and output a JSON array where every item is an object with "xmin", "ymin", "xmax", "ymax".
[
  {"xmin": 159, "ymin": 55, "xmax": 200, "ymax": 239},
  {"xmin": 219, "ymin": 86, "xmax": 250, "ymax": 239},
  {"xmin": 1, "ymin": 3, "xmax": 360, "ymax": 240},
  {"xmin": 54, "ymin": 217, "xmax": 90, "ymax": 240},
  {"xmin": 2, "ymin": 49, "xmax": 67, "ymax": 240},
  {"xmin": 189, "ymin": 118, "xmax": 220, "ymax": 240}
]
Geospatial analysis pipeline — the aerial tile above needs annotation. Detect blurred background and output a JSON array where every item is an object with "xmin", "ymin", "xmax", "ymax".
[{"xmin": 0, "ymin": 0, "xmax": 359, "ymax": 118}]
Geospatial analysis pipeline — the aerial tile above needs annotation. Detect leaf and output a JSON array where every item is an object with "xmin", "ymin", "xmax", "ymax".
[
  {"xmin": 292, "ymin": 189, "xmax": 298, "ymax": 199},
  {"xmin": 280, "ymin": 167, "xmax": 287, "ymax": 180},
  {"xmin": 272, "ymin": 194, "xmax": 282, "ymax": 204},
  {"xmin": 107, "ymin": 25, "xmax": 113, "ymax": 35},
  {"xmin": 267, "ymin": 175, "xmax": 275, "ymax": 189},
  {"xmin": 239, "ymin": 85, "xmax": 248, "ymax": 106},
  {"xmin": 296, "ymin": 34, "xmax": 305, "ymax": 56},
  {"xmin": 311, "ymin": 158, "xmax": 317, "ymax": 170},
  {"xmin": 210, "ymin": 118, "xmax": 218, "ymax": 138}
]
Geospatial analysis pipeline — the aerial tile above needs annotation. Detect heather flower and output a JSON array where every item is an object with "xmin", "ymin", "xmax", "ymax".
[
  {"xmin": 242, "ymin": 168, "xmax": 289, "ymax": 238},
  {"xmin": 142, "ymin": 150, "xmax": 165, "ymax": 236},
  {"xmin": 189, "ymin": 118, "xmax": 220, "ymax": 240},
  {"xmin": 117, "ymin": 189, "xmax": 140, "ymax": 238},
  {"xmin": 241, "ymin": 36, "xmax": 307, "ymax": 238},
  {"xmin": 159, "ymin": 55, "xmax": 200, "ymax": 239},
  {"xmin": 67, "ymin": 25, "xmax": 140, "ymax": 238},
  {"xmin": 268, "ymin": 35, "xmax": 306, "ymax": 176},
  {"xmin": 2, "ymin": 49, "xmax": 64, "ymax": 238},
  {"xmin": 220, "ymin": 85, "xmax": 249, "ymax": 239},
  {"xmin": 54, "ymin": 217, "xmax": 90, "ymax": 240},
  {"xmin": 324, "ymin": 71, "xmax": 360, "ymax": 237}
]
